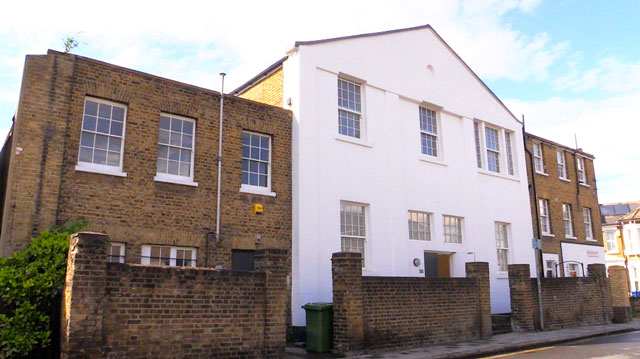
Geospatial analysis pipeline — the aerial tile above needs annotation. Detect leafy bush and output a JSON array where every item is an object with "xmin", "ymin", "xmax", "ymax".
[{"xmin": 0, "ymin": 221, "xmax": 86, "ymax": 358}]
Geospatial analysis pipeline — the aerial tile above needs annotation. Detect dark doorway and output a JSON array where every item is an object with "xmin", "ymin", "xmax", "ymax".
[
  {"xmin": 231, "ymin": 250, "xmax": 255, "ymax": 271},
  {"xmin": 424, "ymin": 252, "xmax": 451, "ymax": 278},
  {"xmin": 424, "ymin": 252, "xmax": 439, "ymax": 278}
]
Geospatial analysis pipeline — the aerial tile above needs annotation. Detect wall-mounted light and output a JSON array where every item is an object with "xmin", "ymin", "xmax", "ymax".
[{"xmin": 413, "ymin": 258, "xmax": 421, "ymax": 267}]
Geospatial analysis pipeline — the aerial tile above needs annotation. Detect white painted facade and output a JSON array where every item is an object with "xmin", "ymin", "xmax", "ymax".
[
  {"xmin": 277, "ymin": 27, "xmax": 537, "ymax": 326},
  {"xmin": 560, "ymin": 242, "xmax": 605, "ymax": 277}
]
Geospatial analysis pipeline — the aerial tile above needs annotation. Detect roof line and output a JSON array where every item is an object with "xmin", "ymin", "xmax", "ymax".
[
  {"xmin": 232, "ymin": 24, "xmax": 521, "ymax": 124},
  {"xmin": 525, "ymin": 131, "xmax": 595, "ymax": 158},
  {"xmin": 294, "ymin": 24, "xmax": 432, "ymax": 47},
  {"xmin": 424, "ymin": 26, "xmax": 521, "ymax": 124},
  {"xmin": 230, "ymin": 56, "xmax": 287, "ymax": 95}
]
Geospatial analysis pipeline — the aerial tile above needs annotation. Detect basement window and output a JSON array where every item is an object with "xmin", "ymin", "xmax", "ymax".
[{"xmin": 141, "ymin": 245, "xmax": 197, "ymax": 267}]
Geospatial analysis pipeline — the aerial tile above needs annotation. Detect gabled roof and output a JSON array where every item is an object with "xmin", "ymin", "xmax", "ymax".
[
  {"xmin": 232, "ymin": 24, "xmax": 520, "ymax": 123},
  {"xmin": 620, "ymin": 207, "xmax": 640, "ymax": 222}
]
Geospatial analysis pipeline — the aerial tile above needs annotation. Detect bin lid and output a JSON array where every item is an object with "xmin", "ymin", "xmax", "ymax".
[{"xmin": 302, "ymin": 302, "xmax": 333, "ymax": 310}]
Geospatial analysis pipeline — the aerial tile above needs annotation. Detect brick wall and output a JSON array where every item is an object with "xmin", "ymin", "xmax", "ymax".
[
  {"xmin": 508, "ymin": 263, "xmax": 626, "ymax": 331},
  {"xmin": 524, "ymin": 134, "xmax": 603, "ymax": 270},
  {"xmin": 609, "ymin": 265, "xmax": 632, "ymax": 323},
  {"xmin": 61, "ymin": 232, "xmax": 287, "ymax": 359},
  {"xmin": 0, "ymin": 50, "xmax": 292, "ymax": 273},
  {"xmin": 239, "ymin": 67, "xmax": 284, "ymax": 107},
  {"xmin": 331, "ymin": 252, "xmax": 490, "ymax": 355}
]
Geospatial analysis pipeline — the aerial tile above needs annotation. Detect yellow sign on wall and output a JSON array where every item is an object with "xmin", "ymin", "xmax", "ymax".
[{"xmin": 254, "ymin": 203, "xmax": 263, "ymax": 215}]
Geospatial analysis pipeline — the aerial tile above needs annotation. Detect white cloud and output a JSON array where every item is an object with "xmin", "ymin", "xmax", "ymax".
[
  {"xmin": 0, "ymin": 0, "xmax": 551, "ymax": 92},
  {"xmin": 554, "ymin": 56, "xmax": 640, "ymax": 93},
  {"xmin": 506, "ymin": 93, "xmax": 640, "ymax": 203}
]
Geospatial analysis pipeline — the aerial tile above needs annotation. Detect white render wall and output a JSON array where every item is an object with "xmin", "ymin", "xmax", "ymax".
[
  {"xmin": 560, "ymin": 242, "xmax": 605, "ymax": 276},
  {"xmin": 283, "ymin": 28, "xmax": 537, "ymax": 326}
]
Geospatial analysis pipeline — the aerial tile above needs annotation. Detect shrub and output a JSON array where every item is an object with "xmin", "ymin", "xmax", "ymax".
[{"xmin": 0, "ymin": 221, "xmax": 86, "ymax": 358}]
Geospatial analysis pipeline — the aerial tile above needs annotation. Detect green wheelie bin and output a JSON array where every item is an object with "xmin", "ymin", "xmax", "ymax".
[{"xmin": 302, "ymin": 302, "xmax": 333, "ymax": 353}]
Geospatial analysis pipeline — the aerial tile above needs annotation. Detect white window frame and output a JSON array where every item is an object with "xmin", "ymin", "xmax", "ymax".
[
  {"xmin": 557, "ymin": 151, "xmax": 568, "ymax": 180},
  {"xmin": 605, "ymin": 231, "xmax": 618, "ymax": 253},
  {"xmin": 533, "ymin": 142, "xmax": 545, "ymax": 174},
  {"xmin": 75, "ymin": 97, "xmax": 127, "ymax": 177},
  {"xmin": 545, "ymin": 260, "xmax": 557, "ymax": 278},
  {"xmin": 141, "ymin": 245, "xmax": 197, "ymax": 267},
  {"xmin": 240, "ymin": 131, "xmax": 275, "ymax": 197},
  {"xmin": 108, "ymin": 242, "xmax": 126, "ymax": 263},
  {"xmin": 337, "ymin": 78, "xmax": 364, "ymax": 139},
  {"xmin": 505, "ymin": 132, "xmax": 515, "ymax": 176},
  {"xmin": 443, "ymin": 215, "xmax": 463, "ymax": 244},
  {"xmin": 408, "ymin": 210, "xmax": 432, "ymax": 241},
  {"xmin": 563, "ymin": 203, "xmax": 575, "ymax": 238},
  {"xmin": 577, "ymin": 157, "xmax": 587, "ymax": 185},
  {"xmin": 474, "ymin": 121, "xmax": 517, "ymax": 177},
  {"xmin": 154, "ymin": 113, "xmax": 198, "ymax": 187},
  {"xmin": 474, "ymin": 122, "xmax": 483, "ymax": 168},
  {"xmin": 583, "ymin": 208, "xmax": 594, "ymax": 240},
  {"xmin": 495, "ymin": 222, "xmax": 511, "ymax": 272},
  {"xmin": 539, "ymin": 198, "xmax": 552, "ymax": 236},
  {"xmin": 340, "ymin": 201, "xmax": 368, "ymax": 268},
  {"xmin": 418, "ymin": 106, "xmax": 440, "ymax": 158},
  {"xmin": 485, "ymin": 126, "xmax": 501, "ymax": 173},
  {"xmin": 567, "ymin": 263, "xmax": 579, "ymax": 277}
]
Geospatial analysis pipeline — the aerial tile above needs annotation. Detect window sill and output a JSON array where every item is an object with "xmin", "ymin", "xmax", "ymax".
[
  {"xmin": 565, "ymin": 236, "xmax": 578, "ymax": 240},
  {"xmin": 419, "ymin": 155, "xmax": 447, "ymax": 167},
  {"xmin": 559, "ymin": 177, "xmax": 571, "ymax": 183},
  {"xmin": 542, "ymin": 233, "xmax": 555, "ymax": 238},
  {"xmin": 496, "ymin": 272, "xmax": 509, "ymax": 279},
  {"xmin": 535, "ymin": 171, "xmax": 548, "ymax": 176},
  {"xmin": 477, "ymin": 169, "xmax": 519, "ymax": 182},
  {"xmin": 75, "ymin": 163, "xmax": 127, "ymax": 177},
  {"xmin": 335, "ymin": 134, "xmax": 373, "ymax": 148},
  {"xmin": 239, "ymin": 185, "xmax": 276, "ymax": 197},
  {"xmin": 585, "ymin": 238, "xmax": 597, "ymax": 242},
  {"xmin": 154, "ymin": 174, "xmax": 198, "ymax": 187},
  {"xmin": 579, "ymin": 182, "xmax": 590, "ymax": 187}
]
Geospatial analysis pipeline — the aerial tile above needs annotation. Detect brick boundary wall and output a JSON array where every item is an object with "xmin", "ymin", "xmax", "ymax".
[
  {"xmin": 609, "ymin": 265, "xmax": 632, "ymax": 323},
  {"xmin": 61, "ymin": 232, "xmax": 287, "ymax": 359},
  {"xmin": 331, "ymin": 252, "xmax": 490, "ymax": 355},
  {"xmin": 508, "ymin": 263, "xmax": 629, "ymax": 331}
]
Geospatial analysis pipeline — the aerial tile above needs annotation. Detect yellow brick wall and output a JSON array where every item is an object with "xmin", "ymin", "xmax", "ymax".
[{"xmin": 239, "ymin": 68, "xmax": 284, "ymax": 107}]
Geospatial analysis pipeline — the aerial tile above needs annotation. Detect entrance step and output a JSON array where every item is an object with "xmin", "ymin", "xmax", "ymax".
[{"xmin": 491, "ymin": 313, "xmax": 512, "ymax": 334}]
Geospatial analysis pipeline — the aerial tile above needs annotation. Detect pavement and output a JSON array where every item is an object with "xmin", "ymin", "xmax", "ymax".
[{"xmin": 286, "ymin": 319, "xmax": 640, "ymax": 359}]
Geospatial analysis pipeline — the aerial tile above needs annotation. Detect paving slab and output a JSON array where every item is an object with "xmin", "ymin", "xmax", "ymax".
[{"xmin": 286, "ymin": 320, "xmax": 640, "ymax": 359}]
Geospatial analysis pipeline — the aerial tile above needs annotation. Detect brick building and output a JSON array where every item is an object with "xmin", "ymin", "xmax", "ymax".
[
  {"xmin": 525, "ymin": 133, "xmax": 604, "ymax": 277},
  {"xmin": 0, "ymin": 50, "xmax": 292, "ymax": 273},
  {"xmin": 601, "ymin": 201, "xmax": 640, "ymax": 296}
]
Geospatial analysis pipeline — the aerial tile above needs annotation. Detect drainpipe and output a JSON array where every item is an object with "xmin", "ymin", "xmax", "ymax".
[
  {"xmin": 522, "ymin": 115, "xmax": 544, "ymax": 331},
  {"xmin": 215, "ymin": 73, "xmax": 226, "ymax": 250}
]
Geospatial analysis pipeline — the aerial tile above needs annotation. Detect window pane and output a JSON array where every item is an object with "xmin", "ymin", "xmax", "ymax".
[
  {"xmin": 158, "ymin": 145, "xmax": 168, "ymax": 159},
  {"xmin": 110, "ymin": 120, "xmax": 123, "ymax": 136},
  {"xmin": 78, "ymin": 146, "xmax": 93, "ymax": 162},
  {"xmin": 157, "ymin": 159, "xmax": 168, "ymax": 173},
  {"xmin": 171, "ymin": 118, "xmax": 182, "ymax": 132},
  {"xmin": 182, "ymin": 120, "xmax": 193, "ymax": 135},
  {"xmin": 107, "ymin": 151, "xmax": 120, "ymax": 166},
  {"xmin": 112, "ymin": 107, "xmax": 125, "ymax": 121},
  {"xmin": 83, "ymin": 115, "xmax": 97, "ymax": 131},
  {"xmin": 159, "ymin": 116, "xmax": 171, "ymax": 130},
  {"xmin": 80, "ymin": 132, "xmax": 95, "ymax": 147},
  {"xmin": 94, "ymin": 149, "xmax": 107, "ymax": 164},
  {"xmin": 108, "ymin": 137, "xmax": 121, "ymax": 151},
  {"xmin": 98, "ymin": 103, "xmax": 112, "ymax": 118},
  {"xmin": 168, "ymin": 160, "xmax": 179, "ymax": 175},
  {"xmin": 159, "ymin": 129, "xmax": 170, "ymax": 144},
  {"xmin": 85, "ymin": 100, "xmax": 98, "ymax": 116}
]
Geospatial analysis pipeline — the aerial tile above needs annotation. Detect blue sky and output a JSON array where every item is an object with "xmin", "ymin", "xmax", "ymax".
[{"xmin": 1, "ymin": 0, "xmax": 638, "ymax": 202}]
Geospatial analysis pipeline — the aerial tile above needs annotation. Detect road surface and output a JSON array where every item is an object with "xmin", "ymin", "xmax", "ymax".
[{"xmin": 481, "ymin": 330, "xmax": 640, "ymax": 358}]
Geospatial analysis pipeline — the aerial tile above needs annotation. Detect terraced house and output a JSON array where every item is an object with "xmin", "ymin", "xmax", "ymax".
[
  {"xmin": 0, "ymin": 50, "xmax": 292, "ymax": 275},
  {"xmin": 233, "ymin": 25, "xmax": 537, "ymax": 329},
  {"xmin": 525, "ymin": 133, "xmax": 604, "ymax": 277}
]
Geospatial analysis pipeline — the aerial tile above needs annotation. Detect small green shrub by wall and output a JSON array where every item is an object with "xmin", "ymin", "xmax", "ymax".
[{"xmin": 0, "ymin": 221, "xmax": 86, "ymax": 358}]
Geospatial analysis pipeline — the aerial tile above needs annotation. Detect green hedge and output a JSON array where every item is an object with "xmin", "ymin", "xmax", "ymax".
[{"xmin": 0, "ymin": 221, "xmax": 86, "ymax": 358}]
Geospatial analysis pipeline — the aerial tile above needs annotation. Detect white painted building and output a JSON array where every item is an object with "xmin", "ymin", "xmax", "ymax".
[{"xmin": 234, "ymin": 25, "xmax": 537, "ymax": 327}]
